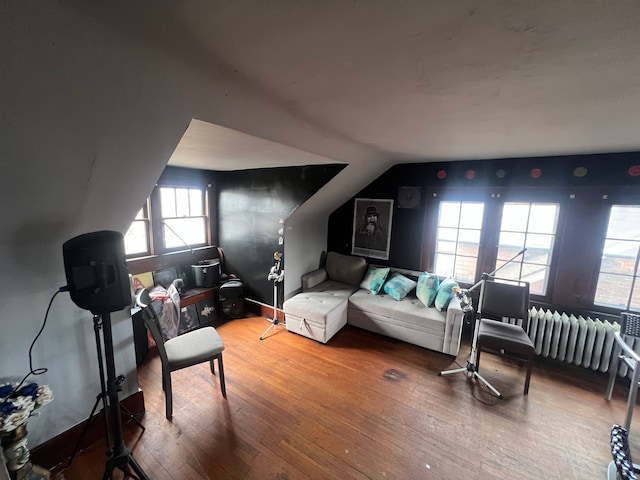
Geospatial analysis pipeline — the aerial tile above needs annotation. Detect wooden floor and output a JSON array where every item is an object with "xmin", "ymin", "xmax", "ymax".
[{"xmin": 61, "ymin": 315, "xmax": 638, "ymax": 480}]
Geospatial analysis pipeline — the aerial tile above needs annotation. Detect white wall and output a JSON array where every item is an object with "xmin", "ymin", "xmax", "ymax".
[
  {"xmin": 0, "ymin": 2, "xmax": 390, "ymax": 449},
  {"xmin": 0, "ymin": 4, "xmax": 196, "ymax": 447}
]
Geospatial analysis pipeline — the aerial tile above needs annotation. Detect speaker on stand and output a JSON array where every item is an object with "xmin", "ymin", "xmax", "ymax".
[
  {"xmin": 219, "ymin": 280, "xmax": 244, "ymax": 319},
  {"xmin": 62, "ymin": 230, "xmax": 149, "ymax": 480}
]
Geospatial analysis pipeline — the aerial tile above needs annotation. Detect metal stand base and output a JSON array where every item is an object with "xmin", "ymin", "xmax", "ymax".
[
  {"xmin": 259, "ymin": 277, "xmax": 285, "ymax": 340},
  {"xmin": 439, "ymin": 360, "xmax": 503, "ymax": 398},
  {"xmin": 260, "ymin": 317, "xmax": 285, "ymax": 340}
]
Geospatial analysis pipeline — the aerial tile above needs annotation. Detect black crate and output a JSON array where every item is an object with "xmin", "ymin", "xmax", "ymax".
[
  {"xmin": 178, "ymin": 304, "xmax": 200, "ymax": 335},
  {"xmin": 196, "ymin": 298, "xmax": 218, "ymax": 325}
]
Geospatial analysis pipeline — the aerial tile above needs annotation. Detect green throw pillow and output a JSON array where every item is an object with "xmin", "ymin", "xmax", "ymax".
[
  {"xmin": 434, "ymin": 278, "xmax": 459, "ymax": 312},
  {"xmin": 383, "ymin": 272, "xmax": 417, "ymax": 301},
  {"xmin": 359, "ymin": 266, "xmax": 390, "ymax": 295},
  {"xmin": 416, "ymin": 272, "xmax": 440, "ymax": 307}
]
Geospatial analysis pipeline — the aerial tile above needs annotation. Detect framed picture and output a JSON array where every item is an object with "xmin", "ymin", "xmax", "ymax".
[{"xmin": 351, "ymin": 198, "xmax": 394, "ymax": 260}]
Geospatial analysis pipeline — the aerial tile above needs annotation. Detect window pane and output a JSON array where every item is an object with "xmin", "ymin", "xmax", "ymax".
[
  {"xmin": 160, "ymin": 188, "xmax": 176, "ymax": 217},
  {"xmin": 595, "ymin": 273, "xmax": 633, "ymax": 308},
  {"xmin": 528, "ymin": 204, "xmax": 558, "ymax": 234},
  {"xmin": 497, "ymin": 232, "xmax": 525, "ymax": 260},
  {"xmin": 496, "ymin": 202, "xmax": 558, "ymax": 295},
  {"xmin": 595, "ymin": 205, "xmax": 640, "ymax": 309},
  {"xmin": 459, "ymin": 203, "xmax": 484, "ymax": 229},
  {"xmin": 437, "ymin": 239, "xmax": 456, "ymax": 254},
  {"xmin": 190, "ymin": 189, "xmax": 203, "ymax": 216},
  {"xmin": 434, "ymin": 201, "xmax": 484, "ymax": 282},
  {"xmin": 600, "ymin": 239, "xmax": 639, "ymax": 274},
  {"xmin": 163, "ymin": 218, "xmax": 206, "ymax": 248},
  {"xmin": 454, "ymin": 256, "xmax": 477, "ymax": 283},
  {"xmin": 124, "ymin": 221, "xmax": 148, "ymax": 256},
  {"xmin": 501, "ymin": 203, "xmax": 529, "ymax": 231},
  {"xmin": 607, "ymin": 206, "xmax": 640, "ymax": 241},
  {"xmin": 175, "ymin": 188, "xmax": 190, "ymax": 217},
  {"xmin": 437, "ymin": 227, "xmax": 458, "ymax": 242},
  {"xmin": 630, "ymin": 282, "xmax": 640, "ymax": 311},
  {"xmin": 435, "ymin": 253, "xmax": 455, "ymax": 278},
  {"xmin": 438, "ymin": 202, "xmax": 462, "ymax": 228}
]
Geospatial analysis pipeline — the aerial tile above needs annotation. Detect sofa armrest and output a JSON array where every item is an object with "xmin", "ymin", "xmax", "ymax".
[
  {"xmin": 443, "ymin": 295, "xmax": 465, "ymax": 356},
  {"xmin": 301, "ymin": 268, "xmax": 328, "ymax": 291}
]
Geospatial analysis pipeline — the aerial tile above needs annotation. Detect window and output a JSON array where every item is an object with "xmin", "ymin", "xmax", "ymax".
[
  {"xmin": 124, "ymin": 206, "xmax": 150, "ymax": 257},
  {"xmin": 428, "ymin": 193, "xmax": 560, "ymax": 297},
  {"xmin": 434, "ymin": 201, "xmax": 484, "ymax": 283},
  {"xmin": 159, "ymin": 187, "xmax": 207, "ymax": 250},
  {"xmin": 496, "ymin": 202, "xmax": 559, "ymax": 295},
  {"xmin": 595, "ymin": 205, "xmax": 640, "ymax": 310},
  {"xmin": 124, "ymin": 185, "xmax": 210, "ymax": 257}
]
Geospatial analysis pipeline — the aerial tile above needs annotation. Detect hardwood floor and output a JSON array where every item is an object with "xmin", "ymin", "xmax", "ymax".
[{"xmin": 61, "ymin": 315, "xmax": 637, "ymax": 479}]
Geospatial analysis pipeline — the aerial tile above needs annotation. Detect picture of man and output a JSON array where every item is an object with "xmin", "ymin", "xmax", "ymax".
[{"xmin": 352, "ymin": 199, "xmax": 393, "ymax": 260}]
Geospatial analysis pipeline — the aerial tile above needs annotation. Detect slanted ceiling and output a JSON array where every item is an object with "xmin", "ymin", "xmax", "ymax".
[{"xmin": 107, "ymin": 0, "xmax": 640, "ymax": 171}]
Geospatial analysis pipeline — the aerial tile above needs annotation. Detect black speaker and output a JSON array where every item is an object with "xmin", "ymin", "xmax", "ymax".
[
  {"xmin": 219, "ymin": 280, "xmax": 244, "ymax": 318},
  {"xmin": 63, "ymin": 230, "xmax": 132, "ymax": 314}
]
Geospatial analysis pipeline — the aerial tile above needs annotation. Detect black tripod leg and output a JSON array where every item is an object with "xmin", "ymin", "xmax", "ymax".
[{"xmin": 102, "ymin": 447, "xmax": 149, "ymax": 480}]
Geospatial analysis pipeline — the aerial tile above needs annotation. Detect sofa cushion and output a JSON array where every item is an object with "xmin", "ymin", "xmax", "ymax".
[
  {"xmin": 349, "ymin": 289, "xmax": 446, "ymax": 332},
  {"xmin": 359, "ymin": 265, "xmax": 390, "ymax": 294},
  {"xmin": 416, "ymin": 272, "xmax": 440, "ymax": 307},
  {"xmin": 383, "ymin": 272, "xmax": 417, "ymax": 301},
  {"xmin": 435, "ymin": 277, "xmax": 459, "ymax": 312},
  {"xmin": 325, "ymin": 252, "xmax": 368, "ymax": 287}
]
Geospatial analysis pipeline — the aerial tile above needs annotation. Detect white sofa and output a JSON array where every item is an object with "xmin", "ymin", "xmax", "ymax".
[{"xmin": 284, "ymin": 252, "xmax": 465, "ymax": 356}]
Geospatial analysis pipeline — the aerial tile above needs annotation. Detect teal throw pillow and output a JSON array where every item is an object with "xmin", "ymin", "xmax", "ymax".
[
  {"xmin": 434, "ymin": 278, "xmax": 459, "ymax": 312},
  {"xmin": 416, "ymin": 272, "xmax": 440, "ymax": 307},
  {"xmin": 383, "ymin": 273, "xmax": 417, "ymax": 301},
  {"xmin": 359, "ymin": 266, "xmax": 390, "ymax": 295}
]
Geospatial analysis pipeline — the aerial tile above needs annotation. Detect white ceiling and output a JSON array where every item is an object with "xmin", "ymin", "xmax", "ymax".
[{"xmin": 118, "ymin": 1, "xmax": 640, "ymax": 170}]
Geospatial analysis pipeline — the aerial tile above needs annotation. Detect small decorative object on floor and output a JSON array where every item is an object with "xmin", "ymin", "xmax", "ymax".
[{"xmin": 0, "ymin": 382, "xmax": 53, "ymax": 480}]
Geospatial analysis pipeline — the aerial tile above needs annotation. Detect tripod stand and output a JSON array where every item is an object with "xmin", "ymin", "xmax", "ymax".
[
  {"xmin": 260, "ymin": 252, "xmax": 285, "ymax": 340},
  {"xmin": 97, "ymin": 312, "xmax": 149, "ymax": 480},
  {"xmin": 439, "ymin": 249, "xmax": 526, "ymax": 398}
]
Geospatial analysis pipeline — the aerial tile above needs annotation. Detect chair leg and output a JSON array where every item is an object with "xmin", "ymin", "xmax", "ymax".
[
  {"xmin": 524, "ymin": 355, "xmax": 533, "ymax": 395},
  {"xmin": 606, "ymin": 355, "xmax": 620, "ymax": 400},
  {"xmin": 217, "ymin": 354, "xmax": 227, "ymax": 398},
  {"xmin": 163, "ymin": 371, "xmax": 173, "ymax": 419},
  {"xmin": 475, "ymin": 347, "xmax": 482, "ymax": 372},
  {"xmin": 209, "ymin": 359, "xmax": 215, "ymax": 375}
]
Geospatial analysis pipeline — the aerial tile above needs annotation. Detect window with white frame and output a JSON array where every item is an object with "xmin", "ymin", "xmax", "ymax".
[
  {"xmin": 496, "ymin": 202, "xmax": 559, "ymax": 295},
  {"xmin": 434, "ymin": 201, "xmax": 484, "ymax": 283},
  {"xmin": 124, "ymin": 185, "xmax": 209, "ymax": 257},
  {"xmin": 124, "ymin": 206, "xmax": 150, "ymax": 257},
  {"xmin": 595, "ymin": 205, "xmax": 640, "ymax": 310},
  {"xmin": 159, "ymin": 187, "xmax": 207, "ymax": 250}
]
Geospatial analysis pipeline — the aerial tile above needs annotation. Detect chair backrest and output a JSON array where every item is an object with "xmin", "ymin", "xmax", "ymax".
[
  {"xmin": 136, "ymin": 289, "xmax": 170, "ymax": 367},
  {"xmin": 610, "ymin": 424, "xmax": 638, "ymax": 480},
  {"xmin": 480, "ymin": 277, "xmax": 530, "ymax": 327}
]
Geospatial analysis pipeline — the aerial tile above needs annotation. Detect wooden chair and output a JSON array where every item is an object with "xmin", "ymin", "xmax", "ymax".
[
  {"xmin": 475, "ymin": 277, "xmax": 534, "ymax": 395},
  {"xmin": 136, "ymin": 289, "xmax": 227, "ymax": 419}
]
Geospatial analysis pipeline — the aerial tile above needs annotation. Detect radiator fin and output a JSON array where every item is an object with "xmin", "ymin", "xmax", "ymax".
[{"xmin": 528, "ymin": 308, "xmax": 622, "ymax": 373}]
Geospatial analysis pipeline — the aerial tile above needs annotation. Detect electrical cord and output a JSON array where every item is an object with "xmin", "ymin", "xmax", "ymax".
[{"xmin": 0, "ymin": 286, "xmax": 66, "ymax": 408}]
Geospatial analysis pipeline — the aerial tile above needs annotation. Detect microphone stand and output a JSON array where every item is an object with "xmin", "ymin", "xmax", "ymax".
[
  {"xmin": 439, "ymin": 248, "xmax": 527, "ymax": 398},
  {"xmin": 260, "ymin": 253, "xmax": 285, "ymax": 340}
]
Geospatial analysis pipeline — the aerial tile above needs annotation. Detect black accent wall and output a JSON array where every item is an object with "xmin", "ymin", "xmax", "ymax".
[
  {"xmin": 215, "ymin": 164, "xmax": 344, "ymax": 305},
  {"xmin": 329, "ymin": 151, "xmax": 640, "ymax": 271}
]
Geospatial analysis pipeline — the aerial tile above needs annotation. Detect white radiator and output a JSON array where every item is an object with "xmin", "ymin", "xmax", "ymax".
[{"xmin": 527, "ymin": 307, "xmax": 627, "ymax": 373}]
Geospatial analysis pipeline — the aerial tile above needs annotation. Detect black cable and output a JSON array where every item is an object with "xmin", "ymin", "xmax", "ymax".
[{"xmin": 0, "ymin": 287, "xmax": 65, "ymax": 408}]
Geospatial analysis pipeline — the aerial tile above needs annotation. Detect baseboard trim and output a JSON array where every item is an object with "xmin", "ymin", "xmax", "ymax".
[
  {"xmin": 31, "ymin": 389, "xmax": 145, "ymax": 473},
  {"xmin": 244, "ymin": 298, "xmax": 285, "ymax": 322}
]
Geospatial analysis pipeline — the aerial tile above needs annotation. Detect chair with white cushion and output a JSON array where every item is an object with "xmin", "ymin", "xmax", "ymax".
[{"xmin": 136, "ymin": 289, "xmax": 226, "ymax": 419}]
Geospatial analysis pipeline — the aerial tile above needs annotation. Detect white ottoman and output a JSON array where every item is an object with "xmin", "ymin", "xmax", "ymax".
[{"xmin": 284, "ymin": 280, "xmax": 358, "ymax": 343}]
